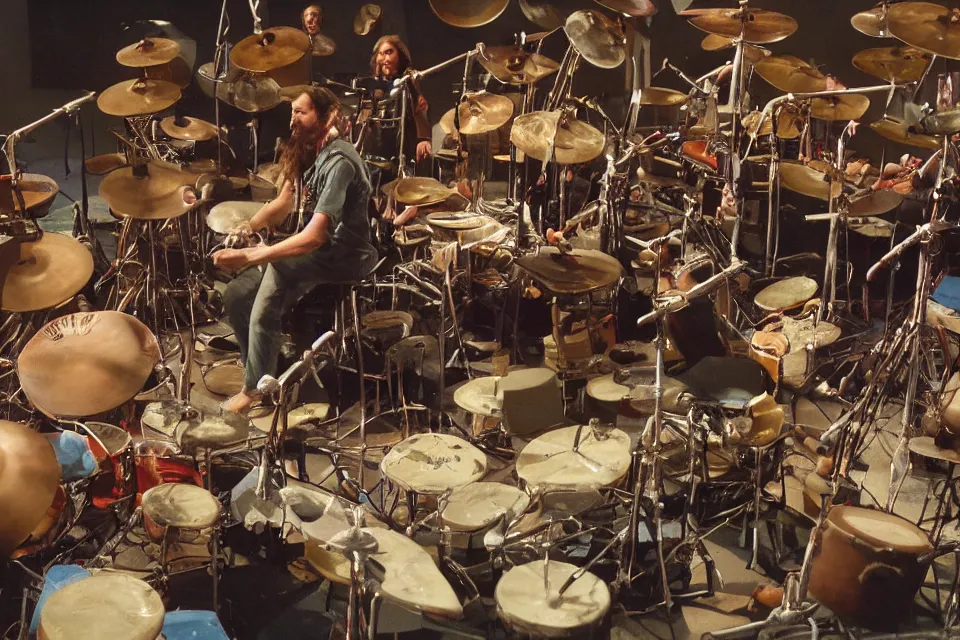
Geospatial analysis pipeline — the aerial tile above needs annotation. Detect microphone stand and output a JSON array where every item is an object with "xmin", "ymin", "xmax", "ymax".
[{"xmin": 212, "ymin": 0, "xmax": 230, "ymax": 171}]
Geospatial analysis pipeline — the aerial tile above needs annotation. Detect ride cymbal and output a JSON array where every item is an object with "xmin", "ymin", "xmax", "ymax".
[
  {"xmin": 429, "ymin": 0, "xmax": 509, "ymax": 27},
  {"xmin": 510, "ymin": 110, "xmax": 605, "ymax": 165},
  {"xmin": 852, "ymin": 6, "xmax": 891, "ymax": 38},
  {"xmin": 870, "ymin": 117, "xmax": 942, "ymax": 150},
  {"xmin": 2, "ymin": 233, "xmax": 94, "ymax": 313},
  {"xmin": 439, "ymin": 92, "xmax": 515, "ymax": 135},
  {"xmin": 160, "ymin": 116, "xmax": 219, "ymax": 141},
  {"xmin": 811, "ymin": 94, "xmax": 870, "ymax": 121},
  {"xmin": 852, "ymin": 46, "xmax": 931, "ymax": 83},
  {"xmin": 754, "ymin": 55, "xmax": 827, "ymax": 93},
  {"xmin": 116, "ymin": 37, "xmax": 180, "ymax": 68},
  {"xmin": 477, "ymin": 45, "xmax": 561, "ymax": 85},
  {"xmin": 0, "ymin": 420, "xmax": 59, "ymax": 558},
  {"xmin": 99, "ymin": 162, "xmax": 196, "ymax": 220},
  {"xmin": 888, "ymin": 2, "xmax": 960, "ymax": 60},
  {"xmin": 684, "ymin": 8, "xmax": 798, "ymax": 44},
  {"xmin": 231, "ymin": 27, "xmax": 309, "ymax": 72},
  {"xmin": 97, "ymin": 78, "xmax": 181, "ymax": 117},
  {"xmin": 564, "ymin": 10, "xmax": 626, "ymax": 69}
]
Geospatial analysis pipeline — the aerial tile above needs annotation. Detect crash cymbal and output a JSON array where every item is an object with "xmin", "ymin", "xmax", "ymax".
[
  {"xmin": 684, "ymin": 8, "xmax": 798, "ymax": 44},
  {"xmin": 206, "ymin": 201, "xmax": 262, "ymax": 234},
  {"xmin": 159, "ymin": 116, "xmax": 218, "ymax": 142},
  {"xmin": 0, "ymin": 420, "xmax": 59, "ymax": 558},
  {"xmin": 921, "ymin": 107, "xmax": 960, "ymax": 136},
  {"xmin": 97, "ymin": 78, "xmax": 181, "ymax": 117},
  {"xmin": 99, "ymin": 162, "xmax": 196, "ymax": 220},
  {"xmin": 847, "ymin": 189, "xmax": 904, "ymax": 217},
  {"xmin": 871, "ymin": 117, "xmax": 942, "ymax": 150},
  {"xmin": 779, "ymin": 161, "xmax": 842, "ymax": 201},
  {"xmin": 115, "ymin": 37, "xmax": 180, "ymax": 68},
  {"xmin": 394, "ymin": 177, "xmax": 461, "ymax": 206},
  {"xmin": 515, "ymin": 247, "xmax": 623, "ymax": 294},
  {"xmin": 640, "ymin": 87, "xmax": 688, "ymax": 106},
  {"xmin": 594, "ymin": 0, "xmax": 657, "ymax": 17},
  {"xmin": 852, "ymin": 46, "xmax": 931, "ymax": 83},
  {"xmin": 755, "ymin": 55, "xmax": 827, "ymax": 93},
  {"xmin": 84, "ymin": 153, "xmax": 127, "ymax": 176},
  {"xmin": 0, "ymin": 173, "xmax": 59, "ymax": 214},
  {"xmin": 231, "ymin": 27, "xmax": 309, "ymax": 72},
  {"xmin": 888, "ymin": 2, "xmax": 960, "ymax": 60},
  {"xmin": 18, "ymin": 311, "xmax": 161, "ymax": 418},
  {"xmin": 439, "ymin": 92, "xmax": 515, "ymax": 135},
  {"xmin": 217, "ymin": 73, "xmax": 282, "ymax": 113},
  {"xmin": 811, "ymin": 94, "xmax": 870, "ymax": 121},
  {"xmin": 429, "ymin": 0, "xmax": 509, "ymax": 27},
  {"xmin": 852, "ymin": 6, "xmax": 892, "ymax": 38},
  {"xmin": 564, "ymin": 10, "xmax": 626, "ymax": 69},
  {"xmin": 701, "ymin": 34, "xmax": 770, "ymax": 62},
  {"xmin": 477, "ymin": 45, "xmax": 560, "ymax": 85},
  {"xmin": 2, "ymin": 233, "xmax": 94, "ymax": 313},
  {"xmin": 510, "ymin": 110, "xmax": 605, "ymax": 165},
  {"xmin": 519, "ymin": 0, "xmax": 567, "ymax": 30}
]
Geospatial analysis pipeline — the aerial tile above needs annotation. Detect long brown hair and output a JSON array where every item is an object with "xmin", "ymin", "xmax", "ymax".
[
  {"xmin": 277, "ymin": 87, "xmax": 340, "ymax": 187},
  {"xmin": 369, "ymin": 34, "xmax": 412, "ymax": 77}
]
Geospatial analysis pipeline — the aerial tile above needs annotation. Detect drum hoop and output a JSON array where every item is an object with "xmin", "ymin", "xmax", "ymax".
[{"xmin": 827, "ymin": 506, "xmax": 933, "ymax": 556}]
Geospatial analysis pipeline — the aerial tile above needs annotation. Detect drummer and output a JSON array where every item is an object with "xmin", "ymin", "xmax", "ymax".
[{"xmin": 212, "ymin": 87, "xmax": 378, "ymax": 414}]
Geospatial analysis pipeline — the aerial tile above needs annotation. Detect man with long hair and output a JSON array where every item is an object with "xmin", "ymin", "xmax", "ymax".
[{"xmin": 212, "ymin": 87, "xmax": 378, "ymax": 414}]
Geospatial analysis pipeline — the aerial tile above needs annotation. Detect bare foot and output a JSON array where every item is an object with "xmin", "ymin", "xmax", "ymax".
[{"xmin": 221, "ymin": 389, "xmax": 259, "ymax": 415}]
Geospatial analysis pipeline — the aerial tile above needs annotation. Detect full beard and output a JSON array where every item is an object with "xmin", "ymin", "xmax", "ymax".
[{"xmin": 277, "ymin": 125, "xmax": 321, "ymax": 186}]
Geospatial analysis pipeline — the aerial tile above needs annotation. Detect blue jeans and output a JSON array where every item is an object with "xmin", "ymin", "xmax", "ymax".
[{"xmin": 223, "ymin": 244, "xmax": 377, "ymax": 391}]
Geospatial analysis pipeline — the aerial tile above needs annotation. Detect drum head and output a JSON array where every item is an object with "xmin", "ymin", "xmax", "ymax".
[
  {"xmin": 380, "ymin": 433, "xmax": 487, "ymax": 494},
  {"xmin": 141, "ymin": 483, "xmax": 220, "ymax": 530},
  {"xmin": 442, "ymin": 482, "xmax": 530, "ymax": 531},
  {"xmin": 829, "ymin": 505, "xmax": 932, "ymax": 555},
  {"xmin": 85, "ymin": 422, "xmax": 131, "ymax": 456},
  {"xmin": 202, "ymin": 360, "xmax": 244, "ymax": 396},
  {"xmin": 516, "ymin": 425, "xmax": 631, "ymax": 490}
]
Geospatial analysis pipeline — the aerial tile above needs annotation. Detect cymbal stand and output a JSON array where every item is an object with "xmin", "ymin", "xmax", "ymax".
[
  {"xmin": 821, "ymin": 121, "xmax": 856, "ymax": 320},
  {"xmin": 212, "ymin": 0, "xmax": 230, "ymax": 170}
]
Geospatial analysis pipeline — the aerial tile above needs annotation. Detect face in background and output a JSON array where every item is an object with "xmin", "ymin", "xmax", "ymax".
[
  {"xmin": 302, "ymin": 6, "xmax": 322, "ymax": 35},
  {"xmin": 376, "ymin": 41, "xmax": 401, "ymax": 78}
]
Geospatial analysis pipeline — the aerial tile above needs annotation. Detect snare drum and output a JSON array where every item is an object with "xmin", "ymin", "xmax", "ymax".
[
  {"xmin": 808, "ymin": 505, "xmax": 933, "ymax": 631},
  {"xmin": 85, "ymin": 422, "xmax": 136, "ymax": 508}
]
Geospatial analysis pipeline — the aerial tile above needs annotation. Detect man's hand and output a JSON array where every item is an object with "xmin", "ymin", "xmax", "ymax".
[
  {"xmin": 416, "ymin": 140, "xmax": 432, "ymax": 162},
  {"xmin": 417, "ymin": 94, "xmax": 429, "ymax": 112},
  {"xmin": 231, "ymin": 221, "xmax": 254, "ymax": 237},
  {"xmin": 213, "ymin": 247, "xmax": 254, "ymax": 271}
]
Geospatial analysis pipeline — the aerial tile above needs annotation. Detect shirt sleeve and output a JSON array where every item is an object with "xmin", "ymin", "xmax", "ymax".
[{"xmin": 312, "ymin": 158, "xmax": 356, "ymax": 227}]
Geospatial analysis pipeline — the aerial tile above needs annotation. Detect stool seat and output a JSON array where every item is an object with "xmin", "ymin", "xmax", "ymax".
[
  {"xmin": 177, "ymin": 412, "xmax": 250, "ymax": 452},
  {"xmin": 142, "ymin": 483, "xmax": 221, "ymax": 530}
]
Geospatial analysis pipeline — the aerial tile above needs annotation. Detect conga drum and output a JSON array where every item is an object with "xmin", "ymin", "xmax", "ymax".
[{"xmin": 808, "ymin": 505, "xmax": 933, "ymax": 630}]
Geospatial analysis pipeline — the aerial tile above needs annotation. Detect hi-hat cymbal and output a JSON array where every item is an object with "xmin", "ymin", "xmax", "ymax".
[
  {"xmin": 115, "ymin": 37, "xmax": 180, "ymax": 68},
  {"xmin": 684, "ymin": 8, "xmax": 798, "ymax": 44},
  {"xmin": 701, "ymin": 34, "xmax": 770, "ymax": 62},
  {"xmin": 429, "ymin": 0, "xmax": 509, "ymax": 27},
  {"xmin": 231, "ymin": 27, "xmax": 309, "ymax": 73},
  {"xmin": 510, "ymin": 110, "xmax": 605, "ymax": 165},
  {"xmin": 159, "ymin": 116, "xmax": 219, "ymax": 141},
  {"xmin": 780, "ymin": 161, "xmax": 842, "ymax": 201},
  {"xmin": 515, "ymin": 247, "xmax": 623, "ymax": 294},
  {"xmin": 755, "ymin": 55, "xmax": 827, "ymax": 93},
  {"xmin": 564, "ymin": 10, "xmax": 626, "ymax": 69},
  {"xmin": 871, "ymin": 117, "xmax": 942, "ymax": 150},
  {"xmin": 99, "ymin": 162, "xmax": 196, "ymax": 220},
  {"xmin": 640, "ymin": 87, "xmax": 688, "ymax": 106},
  {"xmin": 439, "ymin": 92, "xmax": 515, "ymax": 135},
  {"xmin": 852, "ymin": 46, "xmax": 931, "ymax": 83},
  {"xmin": 594, "ymin": 0, "xmax": 657, "ymax": 17},
  {"xmin": 217, "ymin": 73, "xmax": 282, "ymax": 113},
  {"xmin": 2, "ymin": 233, "xmax": 94, "ymax": 313},
  {"xmin": 852, "ymin": 6, "xmax": 891, "ymax": 38},
  {"xmin": 18, "ymin": 311, "xmax": 161, "ymax": 418},
  {"xmin": 0, "ymin": 174, "xmax": 59, "ymax": 215},
  {"xmin": 477, "ymin": 45, "xmax": 561, "ymax": 85},
  {"xmin": 97, "ymin": 78, "xmax": 181, "ymax": 117},
  {"xmin": 811, "ymin": 94, "xmax": 870, "ymax": 121},
  {"xmin": 888, "ymin": 2, "xmax": 960, "ymax": 60},
  {"xmin": 0, "ymin": 420, "xmax": 59, "ymax": 558},
  {"xmin": 394, "ymin": 177, "xmax": 461, "ymax": 206}
]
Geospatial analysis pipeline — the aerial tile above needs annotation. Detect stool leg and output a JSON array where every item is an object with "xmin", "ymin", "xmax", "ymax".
[
  {"xmin": 351, "ymin": 286, "xmax": 368, "ymax": 489},
  {"xmin": 211, "ymin": 523, "xmax": 220, "ymax": 614}
]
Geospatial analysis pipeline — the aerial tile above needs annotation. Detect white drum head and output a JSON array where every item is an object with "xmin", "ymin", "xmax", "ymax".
[
  {"xmin": 586, "ymin": 374, "xmax": 629, "ymax": 403},
  {"xmin": 442, "ymin": 482, "xmax": 530, "ymax": 531},
  {"xmin": 453, "ymin": 376, "xmax": 502, "ymax": 417},
  {"xmin": 380, "ymin": 433, "xmax": 487, "ymax": 494},
  {"xmin": 829, "ymin": 505, "xmax": 932, "ymax": 554},
  {"xmin": 142, "ymin": 483, "xmax": 220, "ymax": 529},
  {"xmin": 39, "ymin": 573, "xmax": 165, "ymax": 640},
  {"xmin": 517, "ymin": 425, "xmax": 631, "ymax": 489}
]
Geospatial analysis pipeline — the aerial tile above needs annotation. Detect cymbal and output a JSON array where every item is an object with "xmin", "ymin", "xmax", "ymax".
[
  {"xmin": 684, "ymin": 8, "xmax": 798, "ymax": 44},
  {"xmin": 439, "ymin": 92, "xmax": 515, "ymax": 135},
  {"xmin": 564, "ymin": 10, "xmax": 626, "ymax": 69},
  {"xmin": 811, "ymin": 94, "xmax": 870, "ymax": 121},
  {"xmin": 207, "ymin": 201, "xmax": 263, "ymax": 234},
  {"xmin": 0, "ymin": 420, "xmax": 59, "ymax": 558},
  {"xmin": 754, "ymin": 55, "xmax": 827, "ymax": 93},
  {"xmin": 477, "ymin": 45, "xmax": 560, "ymax": 85},
  {"xmin": 701, "ymin": 34, "xmax": 770, "ymax": 62},
  {"xmin": 519, "ymin": 0, "xmax": 567, "ymax": 30},
  {"xmin": 97, "ymin": 78, "xmax": 181, "ymax": 117},
  {"xmin": 594, "ymin": 0, "xmax": 657, "ymax": 17},
  {"xmin": 888, "ymin": 2, "xmax": 960, "ymax": 60},
  {"xmin": 0, "ymin": 173, "xmax": 59, "ymax": 214},
  {"xmin": 510, "ymin": 110, "xmax": 605, "ymax": 165},
  {"xmin": 871, "ymin": 117, "xmax": 942, "ymax": 150},
  {"xmin": 115, "ymin": 37, "xmax": 180, "ymax": 68},
  {"xmin": 84, "ymin": 153, "xmax": 127, "ymax": 176},
  {"xmin": 2, "ymin": 233, "xmax": 94, "ymax": 313},
  {"xmin": 852, "ymin": 46, "xmax": 931, "ymax": 83},
  {"xmin": 217, "ymin": 73, "xmax": 282, "ymax": 113},
  {"xmin": 394, "ymin": 177, "xmax": 461, "ymax": 206},
  {"xmin": 18, "ymin": 311, "xmax": 161, "ymax": 418},
  {"xmin": 310, "ymin": 33, "xmax": 337, "ymax": 57},
  {"xmin": 516, "ymin": 424, "xmax": 631, "ymax": 488},
  {"xmin": 640, "ymin": 87, "xmax": 688, "ymax": 106},
  {"xmin": 852, "ymin": 6, "xmax": 891, "ymax": 38},
  {"xmin": 428, "ymin": 0, "xmax": 509, "ymax": 27},
  {"xmin": 755, "ymin": 276, "xmax": 818, "ymax": 313},
  {"xmin": 779, "ymin": 161, "xmax": 842, "ymax": 201},
  {"xmin": 921, "ymin": 107, "xmax": 960, "ymax": 136},
  {"xmin": 381, "ymin": 432, "xmax": 487, "ymax": 494},
  {"xmin": 99, "ymin": 162, "xmax": 196, "ymax": 220},
  {"xmin": 515, "ymin": 247, "xmax": 623, "ymax": 294},
  {"xmin": 850, "ymin": 216, "xmax": 894, "ymax": 238},
  {"xmin": 847, "ymin": 189, "xmax": 904, "ymax": 217},
  {"xmin": 232, "ymin": 27, "xmax": 308, "ymax": 73},
  {"xmin": 159, "ymin": 116, "xmax": 218, "ymax": 141}
]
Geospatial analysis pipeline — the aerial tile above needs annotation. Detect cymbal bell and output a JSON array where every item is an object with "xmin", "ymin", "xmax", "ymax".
[
  {"xmin": 439, "ymin": 92, "xmax": 515, "ymax": 135},
  {"xmin": 429, "ymin": 0, "xmax": 509, "ymax": 27},
  {"xmin": 160, "ymin": 116, "xmax": 219, "ymax": 141},
  {"xmin": 852, "ymin": 6, "xmax": 892, "ymax": 38},
  {"xmin": 754, "ymin": 55, "xmax": 827, "ymax": 93},
  {"xmin": 97, "ymin": 78, "xmax": 181, "ymax": 117},
  {"xmin": 231, "ymin": 27, "xmax": 309, "ymax": 73},
  {"xmin": 477, "ymin": 45, "xmax": 560, "ymax": 85},
  {"xmin": 810, "ymin": 94, "xmax": 870, "ymax": 121},
  {"xmin": 2, "ymin": 233, "xmax": 94, "ymax": 313},
  {"xmin": 640, "ymin": 87, "xmax": 688, "ymax": 106},
  {"xmin": 684, "ymin": 8, "xmax": 798, "ymax": 44},
  {"xmin": 888, "ymin": 2, "xmax": 960, "ymax": 60},
  {"xmin": 99, "ymin": 162, "xmax": 196, "ymax": 220},
  {"xmin": 780, "ymin": 161, "xmax": 842, "ymax": 201},
  {"xmin": 510, "ymin": 110, "xmax": 605, "ymax": 165},
  {"xmin": 0, "ymin": 420, "xmax": 59, "ymax": 558},
  {"xmin": 116, "ymin": 37, "xmax": 180, "ymax": 68},
  {"xmin": 870, "ymin": 117, "xmax": 942, "ymax": 150},
  {"xmin": 594, "ymin": 0, "xmax": 656, "ymax": 17},
  {"xmin": 852, "ymin": 46, "xmax": 931, "ymax": 83},
  {"xmin": 564, "ymin": 10, "xmax": 626, "ymax": 69}
]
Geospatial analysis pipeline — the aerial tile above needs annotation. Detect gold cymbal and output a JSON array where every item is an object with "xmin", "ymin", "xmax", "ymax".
[
  {"xmin": 564, "ymin": 10, "xmax": 626, "ymax": 69},
  {"xmin": 847, "ymin": 190, "xmax": 904, "ymax": 217},
  {"xmin": 700, "ymin": 34, "xmax": 770, "ymax": 62},
  {"xmin": 870, "ymin": 117, "xmax": 942, "ymax": 150},
  {"xmin": 477, "ymin": 45, "xmax": 560, "ymax": 85},
  {"xmin": 2, "ymin": 233, "xmax": 94, "ymax": 313},
  {"xmin": 439, "ymin": 92, "xmax": 515, "ymax": 135},
  {"xmin": 429, "ymin": 0, "xmax": 509, "ymax": 27},
  {"xmin": 84, "ymin": 153, "xmax": 127, "ymax": 176},
  {"xmin": 310, "ymin": 33, "xmax": 337, "ymax": 57},
  {"xmin": 742, "ymin": 110, "xmax": 774, "ymax": 137},
  {"xmin": 810, "ymin": 94, "xmax": 870, "ymax": 121},
  {"xmin": 684, "ymin": 8, "xmax": 798, "ymax": 44},
  {"xmin": 888, "ymin": 2, "xmax": 960, "ymax": 60},
  {"xmin": 115, "ymin": 37, "xmax": 180, "ymax": 68},
  {"xmin": 594, "ymin": 0, "xmax": 657, "ymax": 17},
  {"xmin": 97, "ymin": 78, "xmax": 181, "ymax": 117},
  {"xmin": 394, "ymin": 177, "xmax": 461, "ymax": 206},
  {"xmin": 640, "ymin": 87, "xmax": 688, "ymax": 106},
  {"xmin": 510, "ymin": 110, "xmax": 605, "ymax": 165},
  {"xmin": 217, "ymin": 73, "xmax": 282, "ymax": 113},
  {"xmin": 515, "ymin": 247, "xmax": 623, "ymax": 294},
  {"xmin": 754, "ymin": 55, "xmax": 827, "ymax": 93},
  {"xmin": 780, "ymin": 161, "xmax": 842, "ymax": 201},
  {"xmin": 519, "ymin": 0, "xmax": 566, "ymax": 30},
  {"xmin": 0, "ymin": 420, "xmax": 59, "ymax": 558},
  {"xmin": 231, "ymin": 27, "xmax": 309, "ymax": 73},
  {"xmin": 0, "ymin": 173, "xmax": 58, "ymax": 215},
  {"xmin": 160, "ymin": 116, "xmax": 219, "ymax": 142},
  {"xmin": 99, "ymin": 162, "xmax": 196, "ymax": 220},
  {"xmin": 852, "ymin": 6, "xmax": 891, "ymax": 38},
  {"xmin": 922, "ymin": 108, "xmax": 960, "ymax": 136},
  {"xmin": 852, "ymin": 46, "xmax": 931, "ymax": 83},
  {"xmin": 17, "ymin": 311, "xmax": 161, "ymax": 419}
]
